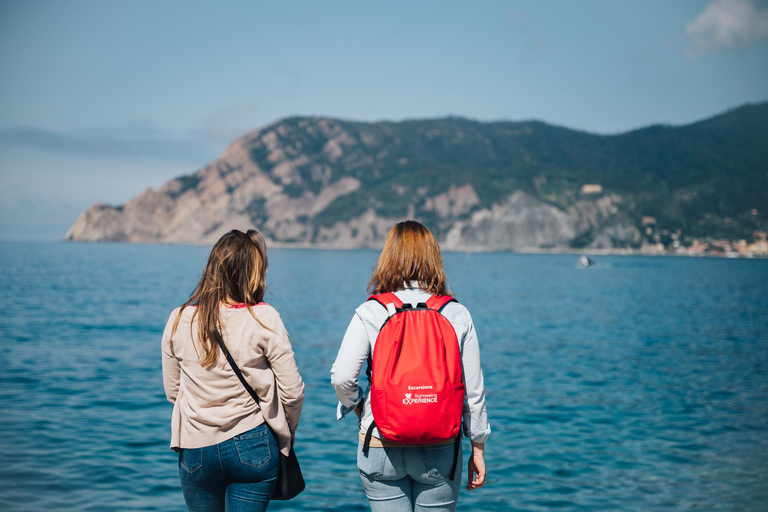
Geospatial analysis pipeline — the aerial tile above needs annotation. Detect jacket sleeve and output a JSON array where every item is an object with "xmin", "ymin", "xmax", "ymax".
[
  {"xmin": 264, "ymin": 314, "xmax": 305, "ymax": 433},
  {"xmin": 330, "ymin": 311, "xmax": 369, "ymax": 418},
  {"xmin": 460, "ymin": 310, "xmax": 491, "ymax": 443},
  {"xmin": 161, "ymin": 309, "xmax": 180, "ymax": 404}
]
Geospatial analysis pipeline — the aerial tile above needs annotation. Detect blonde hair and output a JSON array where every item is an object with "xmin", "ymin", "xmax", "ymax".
[
  {"xmin": 172, "ymin": 229, "xmax": 270, "ymax": 368},
  {"xmin": 369, "ymin": 220, "xmax": 450, "ymax": 296}
]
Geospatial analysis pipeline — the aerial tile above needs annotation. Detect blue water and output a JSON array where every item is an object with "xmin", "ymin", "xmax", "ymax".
[{"xmin": 0, "ymin": 242, "xmax": 767, "ymax": 511}]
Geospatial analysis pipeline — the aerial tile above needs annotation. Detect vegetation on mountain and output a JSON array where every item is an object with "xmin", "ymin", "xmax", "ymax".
[{"xmin": 245, "ymin": 103, "xmax": 768, "ymax": 245}]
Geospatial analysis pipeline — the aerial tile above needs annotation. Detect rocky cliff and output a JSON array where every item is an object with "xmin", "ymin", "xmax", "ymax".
[{"xmin": 66, "ymin": 104, "xmax": 768, "ymax": 250}]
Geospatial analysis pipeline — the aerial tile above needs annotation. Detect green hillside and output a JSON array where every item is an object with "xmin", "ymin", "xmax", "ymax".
[{"xmin": 246, "ymin": 103, "xmax": 768, "ymax": 246}]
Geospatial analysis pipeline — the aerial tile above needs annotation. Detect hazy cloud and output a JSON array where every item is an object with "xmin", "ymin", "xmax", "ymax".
[
  {"xmin": 686, "ymin": 0, "xmax": 768, "ymax": 52},
  {"xmin": 0, "ymin": 122, "xmax": 217, "ymax": 163},
  {"xmin": 198, "ymin": 102, "xmax": 261, "ymax": 143},
  {"xmin": 0, "ymin": 102, "xmax": 270, "ymax": 165},
  {"xmin": 504, "ymin": 10, "xmax": 547, "ymax": 57}
]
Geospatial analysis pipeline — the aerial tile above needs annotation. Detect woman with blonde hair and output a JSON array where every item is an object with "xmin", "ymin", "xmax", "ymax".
[
  {"xmin": 331, "ymin": 220, "xmax": 490, "ymax": 512},
  {"xmin": 162, "ymin": 229, "xmax": 304, "ymax": 511}
]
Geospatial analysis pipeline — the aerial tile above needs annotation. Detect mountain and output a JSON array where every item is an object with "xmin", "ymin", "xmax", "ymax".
[{"xmin": 66, "ymin": 103, "xmax": 768, "ymax": 251}]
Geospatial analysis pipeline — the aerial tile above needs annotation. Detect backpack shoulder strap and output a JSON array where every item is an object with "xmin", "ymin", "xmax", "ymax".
[
  {"xmin": 426, "ymin": 295, "xmax": 458, "ymax": 313},
  {"xmin": 367, "ymin": 293, "xmax": 404, "ymax": 309}
]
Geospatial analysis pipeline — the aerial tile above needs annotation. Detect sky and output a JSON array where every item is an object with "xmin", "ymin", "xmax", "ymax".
[{"xmin": 1, "ymin": 0, "xmax": 767, "ymax": 240}]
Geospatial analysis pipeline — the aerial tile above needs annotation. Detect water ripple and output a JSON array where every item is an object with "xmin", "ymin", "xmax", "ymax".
[{"xmin": 0, "ymin": 243, "xmax": 767, "ymax": 511}]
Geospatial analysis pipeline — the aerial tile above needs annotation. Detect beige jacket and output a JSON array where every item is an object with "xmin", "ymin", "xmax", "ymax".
[{"xmin": 161, "ymin": 303, "xmax": 304, "ymax": 456}]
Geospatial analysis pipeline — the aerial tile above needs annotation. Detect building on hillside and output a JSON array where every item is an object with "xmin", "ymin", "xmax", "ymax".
[{"xmin": 580, "ymin": 184, "xmax": 602, "ymax": 195}]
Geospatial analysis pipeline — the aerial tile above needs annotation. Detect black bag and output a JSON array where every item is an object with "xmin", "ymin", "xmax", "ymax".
[
  {"xmin": 273, "ymin": 445, "xmax": 304, "ymax": 500},
  {"xmin": 215, "ymin": 332, "xmax": 305, "ymax": 500}
]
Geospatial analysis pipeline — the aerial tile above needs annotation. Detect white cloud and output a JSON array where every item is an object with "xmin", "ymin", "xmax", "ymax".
[{"xmin": 686, "ymin": 0, "xmax": 768, "ymax": 52}]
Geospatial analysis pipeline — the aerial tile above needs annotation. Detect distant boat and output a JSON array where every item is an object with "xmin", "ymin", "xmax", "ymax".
[{"xmin": 579, "ymin": 255, "xmax": 594, "ymax": 267}]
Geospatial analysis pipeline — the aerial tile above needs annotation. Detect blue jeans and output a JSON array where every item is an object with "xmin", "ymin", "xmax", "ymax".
[
  {"xmin": 178, "ymin": 424, "xmax": 279, "ymax": 512},
  {"xmin": 357, "ymin": 442, "xmax": 462, "ymax": 512}
]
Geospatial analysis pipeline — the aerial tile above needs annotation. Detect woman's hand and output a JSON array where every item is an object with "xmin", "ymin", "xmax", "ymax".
[
  {"xmin": 354, "ymin": 401, "xmax": 364, "ymax": 420},
  {"xmin": 466, "ymin": 441, "xmax": 486, "ymax": 491}
]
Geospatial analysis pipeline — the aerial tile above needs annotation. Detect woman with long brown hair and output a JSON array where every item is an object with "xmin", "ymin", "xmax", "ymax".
[
  {"xmin": 331, "ymin": 220, "xmax": 490, "ymax": 512},
  {"xmin": 162, "ymin": 229, "xmax": 304, "ymax": 511}
]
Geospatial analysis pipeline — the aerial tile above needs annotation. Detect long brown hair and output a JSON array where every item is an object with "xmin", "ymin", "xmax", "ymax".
[
  {"xmin": 369, "ymin": 220, "xmax": 450, "ymax": 296},
  {"xmin": 171, "ymin": 229, "xmax": 270, "ymax": 368}
]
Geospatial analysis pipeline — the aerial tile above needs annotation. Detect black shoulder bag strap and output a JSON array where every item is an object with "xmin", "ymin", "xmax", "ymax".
[
  {"xmin": 214, "ymin": 331, "xmax": 305, "ymax": 500},
  {"xmin": 214, "ymin": 331, "xmax": 261, "ymax": 405}
]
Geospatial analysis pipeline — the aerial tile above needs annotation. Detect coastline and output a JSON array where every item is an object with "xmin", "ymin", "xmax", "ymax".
[{"xmin": 54, "ymin": 238, "xmax": 768, "ymax": 259}]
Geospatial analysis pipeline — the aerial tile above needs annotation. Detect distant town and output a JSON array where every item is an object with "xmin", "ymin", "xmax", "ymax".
[
  {"xmin": 638, "ymin": 229, "xmax": 768, "ymax": 258},
  {"xmin": 578, "ymin": 184, "xmax": 768, "ymax": 258}
]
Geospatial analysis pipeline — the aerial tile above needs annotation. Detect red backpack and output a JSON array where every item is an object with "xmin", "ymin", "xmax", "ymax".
[{"xmin": 362, "ymin": 293, "xmax": 465, "ymax": 480}]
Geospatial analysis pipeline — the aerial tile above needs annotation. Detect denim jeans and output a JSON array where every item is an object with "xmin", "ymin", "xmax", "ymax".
[
  {"xmin": 178, "ymin": 423, "xmax": 279, "ymax": 512},
  {"xmin": 357, "ymin": 442, "xmax": 462, "ymax": 512}
]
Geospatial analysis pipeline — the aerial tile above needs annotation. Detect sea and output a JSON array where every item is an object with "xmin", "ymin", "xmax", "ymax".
[{"xmin": 0, "ymin": 241, "xmax": 766, "ymax": 511}]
